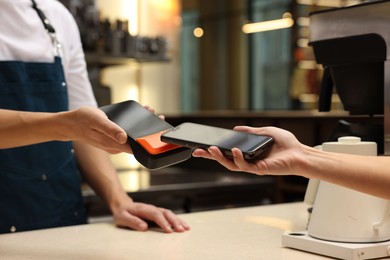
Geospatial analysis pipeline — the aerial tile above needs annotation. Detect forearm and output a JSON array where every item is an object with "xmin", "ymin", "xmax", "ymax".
[
  {"xmin": 298, "ymin": 146, "xmax": 390, "ymax": 199},
  {"xmin": 0, "ymin": 109, "xmax": 71, "ymax": 148},
  {"xmin": 73, "ymin": 141, "xmax": 130, "ymax": 211}
]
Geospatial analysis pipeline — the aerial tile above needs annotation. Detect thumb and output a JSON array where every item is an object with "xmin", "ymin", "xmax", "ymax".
[
  {"xmin": 115, "ymin": 130, "xmax": 128, "ymax": 144},
  {"xmin": 98, "ymin": 119, "xmax": 128, "ymax": 144}
]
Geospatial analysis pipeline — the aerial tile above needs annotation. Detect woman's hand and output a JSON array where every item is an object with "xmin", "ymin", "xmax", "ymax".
[{"xmin": 192, "ymin": 126, "xmax": 304, "ymax": 176}]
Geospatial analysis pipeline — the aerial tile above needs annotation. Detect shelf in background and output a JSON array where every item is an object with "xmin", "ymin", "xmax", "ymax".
[{"xmin": 84, "ymin": 52, "xmax": 170, "ymax": 66}]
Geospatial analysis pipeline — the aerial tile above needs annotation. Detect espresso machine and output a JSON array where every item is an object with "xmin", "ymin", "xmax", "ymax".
[
  {"xmin": 310, "ymin": 0, "xmax": 390, "ymax": 153},
  {"xmin": 282, "ymin": 1, "xmax": 390, "ymax": 259}
]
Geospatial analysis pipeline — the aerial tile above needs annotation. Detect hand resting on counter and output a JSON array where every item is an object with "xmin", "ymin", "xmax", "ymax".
[{"xmin": 111, "ymin": 195, "xmax": 190, "ymax": 233}]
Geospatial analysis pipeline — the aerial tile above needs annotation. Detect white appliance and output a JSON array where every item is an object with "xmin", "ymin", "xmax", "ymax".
[{"xmin": 282, "ymin": 137, "xmax": 390, "ymax": 259}]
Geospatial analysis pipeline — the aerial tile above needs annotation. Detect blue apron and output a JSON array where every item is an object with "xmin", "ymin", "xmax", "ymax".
[{"xmin": 0, "ymin": 1, "xmax": 86, "ymax": 233}]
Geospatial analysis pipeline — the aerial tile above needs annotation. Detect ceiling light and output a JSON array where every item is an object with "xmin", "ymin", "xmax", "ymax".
[{"xmin": 242, "ymin": 17, "xmax": 294, "ymax": 34}]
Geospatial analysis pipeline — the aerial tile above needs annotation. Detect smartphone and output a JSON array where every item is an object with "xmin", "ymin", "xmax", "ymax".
[{"xmin": 161, "ymin": 122, "xmax": 274, "ymax": 161}]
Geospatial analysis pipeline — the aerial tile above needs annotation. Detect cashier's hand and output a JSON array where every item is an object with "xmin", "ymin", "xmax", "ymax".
[
  {"xmin": 192, "ymin": 126, "xmax": 302, "ymax": 176},
  {"xmin": 112, "ymin": 197, "xmax": 190, "ymax": 233},
  {"xmin": 63, "ymin": 107, "xmax": 131, "ymax": 154}
]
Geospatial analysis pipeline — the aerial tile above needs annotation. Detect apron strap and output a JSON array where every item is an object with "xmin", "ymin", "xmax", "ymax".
[
  {"xmin": 31, "ymin": 0, "xmax": 62, "ymax": 57},
  {"xmin": 31, "ymin": 0, "xmax": 55, "ymax": 33}
]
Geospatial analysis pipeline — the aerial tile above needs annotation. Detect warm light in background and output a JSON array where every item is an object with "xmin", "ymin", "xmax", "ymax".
[
  {"xmin": 117, "ymin": 170, "xmax": 150, "ymax": 192},
  {"xmin": 242, "ymin": 13, "xmax": 294, "ymax": 34},
  {"xmin": 297, "ymin": 38, "xmax": 309, "ymax": 48},
  {"xmin": 193, "ymin": 27, "xmax": 204, "ymax": 38},
  {"xmin": 126, "ymin": 155, "xmax": 142, "ymax": 169},
  {"xmin": 149, "ymin": 0, "xmax": 179, "ymax": 20},
  {"xmin": 244, "ymin": 216, "xmax": 294, "ymax": 231},
  {"xmin": 97, "ymin": 0, "xmax": 181, "ymax": 169},
  {"xmin": 297, "ymin": 0, "xmax": 361, "ymax": 7},
  {"xmin": 127, "ymin": 0, "xmax": 138, "ymax": 35},
  {"xmin": 297, "ymin": 60, "xmax": 321, "ymax": 70},
  {"xmin": 126, "ymin": 85, "xmax": 140, "ymax": 101},
  {"xmin": 96, "ymin": 0, "xmax": 138, "ymax": 35},
  {"xmin": 297, "ymin": 17, "xmax": 310, "ymax": 27},
  {"xmin": 110, "ymin": 153, "xmax": 142, "ymax": 170},
  {"xmin": 100, "ymin": 67, "xmax": 140, "ymax": 103}
]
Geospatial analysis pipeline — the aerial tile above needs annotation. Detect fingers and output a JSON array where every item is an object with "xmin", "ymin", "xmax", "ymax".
[
  {"xmin": 143, "ymin": 105, "xmax": 165, "ymax": 121},
  {"xmin": 233, "ymin": 125, "xmax": 275, "ymax": 136},
  {"xmin": 193, "ymin": 146, "xmax": 263, "ymax": 174},
  {"xmin": 76, "ymin": 107, "xmax": 130, "ymax": 152},
  {"xmin": 114, "ymin": 130, "xmax": 128, "ymax": 144},
  {"xmin": 230, "ymin": 148, "xmax": 258, "ymax": 173},
  {"xmin": 99, "ymin": 125, "xmax": 128, "ymax": 146},
  {"xmin": 152, "ymin": 208, "xmax": 190, "ymax": 233},
  {"xmin": 192, "ymin": 148, "xmax": 216, "ymax": 160},
  {"xmin": 115, "ymin": 210, "xmax": 149, "ymax": 232},
  {"xmin": 84, "ymin": 129, "xmax": 131, "ymax": 154},
  {"xmin": 232, "ymin": 125, "xmax": 254, "ymax": 132},
  {"xmin": 233, "ymin": 126, "xmax": 292, "ymax": 143},
  {"xmin": 143, "ymin": 105, "xmax": 155, "ymax": 114},
  {"xmin": 94, "ymin": 116, "xmax": 128, "ymax": 144},
  {"xmin": 97, "ymin": 126, "xmax": 127, "ymax": 145},
  {"xmin": 114, "ymin": 203, "xmax": 190, "ymax": 233},
  {"xmin": 206, "ymin": 146, "xmax": 241, "ymax": 171}
]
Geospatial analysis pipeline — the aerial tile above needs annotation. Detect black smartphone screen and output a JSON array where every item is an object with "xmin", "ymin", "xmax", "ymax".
[{"xmin": 161, "ymin": 122, "xmax": 273, "ymax": 160}]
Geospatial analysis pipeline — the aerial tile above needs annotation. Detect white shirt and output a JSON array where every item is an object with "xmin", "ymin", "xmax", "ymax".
[{"xmin": 0, "ymin": 0, "xmax": 97, "ymax": 109}]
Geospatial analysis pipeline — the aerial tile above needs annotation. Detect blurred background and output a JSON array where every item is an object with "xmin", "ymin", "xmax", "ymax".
[
  {"xmin": 60, "ymin": 0, "xmax": 366, "ymax": 113},
  {"xmin": 59, "ymin": 0, "xmax": 380, "ymax": 220}
]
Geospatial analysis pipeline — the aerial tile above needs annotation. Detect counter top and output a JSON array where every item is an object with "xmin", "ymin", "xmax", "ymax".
[{"xmin": 0, "ymin": 202, "xmax": 332, "ymax": 260}]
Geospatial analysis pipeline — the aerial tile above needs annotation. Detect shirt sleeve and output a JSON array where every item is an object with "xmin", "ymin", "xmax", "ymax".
[{"xmin": 49, "ymin": 1, "xmax": 98, "ymax": 110}]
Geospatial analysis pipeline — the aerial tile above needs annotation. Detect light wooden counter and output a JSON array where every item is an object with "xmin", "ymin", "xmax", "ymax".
[{"xmin": 0, "ymin": 202, "xmax": 332, "ymax": 259}]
